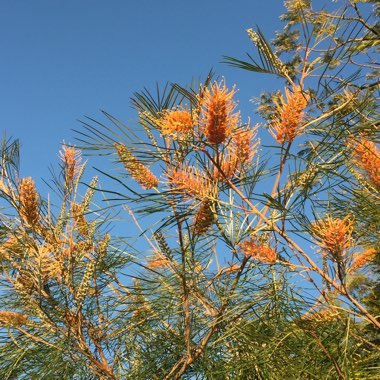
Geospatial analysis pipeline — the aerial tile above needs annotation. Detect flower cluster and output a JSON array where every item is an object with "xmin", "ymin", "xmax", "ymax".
[
  {"xmin": 240, "ymin": 240, "xmax": 277, "ymax": 264},
  {"xmin": 312, "ymin": 215, "xmax": 354, "ymax": 260},
  {"xmin": 168, "ymin": 167, "xmax": 213, "ymax": 199},
  {"xmin": 350, "ymin": 248, "xmax": 377, "ymax": 272},
  {"xmin": 192, "ymin": 200, "xmax": 214, "ymax": 235},
  {"xmin": 270, "ymin": 85, "xmax": 308, "ymax": 144},
  {"xmin": 198, "ymin": 80, "xmax": 240, "ymax": 145},
  {"xmin": 158, "ymin": 109, "xmax": 194, "ymax": 136},
  {"xmin": 147, "ymin": 254, "xmax": 172, "ymax": 270},
  {"xmin": 18, "ymin": 177, "xmax": 40, "ymax": 226},
  {"xmin": 59, "ymin": 145, "xmax": 82, "ymax": 184},
  {"xmin": 352, "ymin": 136, "xmax": 380, "ymax": 186},
  {"xmin": 231, "ymin": 126, "xmax": 258, "ymax": 164},
  {"xmin": 0, "ymin": 311, "xmax": 28, "ymax": 327},
  {"xmin": 115, "ymin": 143, "xmax": 158, "ymax": 189}
]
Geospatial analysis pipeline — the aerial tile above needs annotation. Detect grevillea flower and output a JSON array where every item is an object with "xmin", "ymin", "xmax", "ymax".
[
  {"xmin": 19, "ymin": 177, "xmax": 40, "ymax": 225},
  {"xmin": 240, "ymin": 240, "xmax": 277, "ymax": 264},
  {"xmin": 198, "ymin": 80, "xmax": 240, "ymax": 145},
  {"xmin": 158, "ymin": 109, "xmax": 194, "ymax": 136},
  {"xmin": 72, "ymin": 202, "xmax": 89, "ymax": 237},
  {"xmin": 352, "ymin": 137, "xmax": 380, "ymax": 186},
  {"xmin": 59, "ymin": 145, "xmax": 82, "ymax": 183},
  {"xmin": 115, "ymin": 143, "xmax": 158, "ymax": 189},
  {"xmin": 147, "ymin": 254, "xmax": 172, "ymax": 270},
  {"xmin": 312, "ymin": 215, "xmax": 354, "ymax": 260},
  {"xmin": 0, "ymin": 236, "xmax": 22, "ymax": 261},
  {"xmin": 231, "ymin": 126, "xmax": 258, "ymax": 163},
  {"xmin": 301, "ymin": 309, "xmax": 338, "ymax": 323},
  {"xmin": 213, "ymin": 155, "xmax": 238, "ymax": 181},
  {"xmin": 350, "ymin": 248, "xmax": 377, "ymax": 272},
  {"xmin": 270, "ymin": 85, "xmax": 308, "ymax": 144},
  {"xmin": 0, "ymin": 311, "xmax": 28, "ymax": 327},
  {"xmin": 168, "ymin": 167, "xmax": 212, "ymax": 199},
  {"xmin": 193, "ymin": 200, "xmax": 214, "ymax": 235}
]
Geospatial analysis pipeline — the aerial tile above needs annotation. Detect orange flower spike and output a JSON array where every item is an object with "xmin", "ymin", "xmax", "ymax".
[
  {"xmin": 240, "ymin": 240, "xmax": 277, "ymax": 264},
  {"xmin": 353, "ymin": 137, "xmax": 380, "ymax": 186},
  {"xmin": 160, "ymin": 109, "xmax": 194, "ymax": 136},
  {"xmin": 168, "ymin": 167, "xmax": 211, "ymax": 199},
  {"xmin": 271, "ymin": 85, "xmax": 308, "ymax": 144},
  {"xmin": 350, "ymin": 248, "xmax": 377, "ymax": 272},
  {"xmin": 234, "ymin": 129, "xmax": 252, "ymax": 162},
  {"xmin": 19, "ymin": 177, "xmax": 40, "ymax": 225},
  {"xmin": 147, "ymin": 254, "xmax": 172, "ymax": 270},
  {"xmin": 231, "ymin": 125, "xmax": 259, "ymax": 164},
  {"xmin": 115, "ymin": 143, "xmax": 158, "ymax": 189},
  {"xmin": 312, "ymin": 215, "xmax": 354, "ymax": 259},
  {"xmin": 59, "ymin": 145, "xmax": 82, "ymax": 183},
  {"xmin": 199, "ymin": 81, "xmax": 240, "ymax": 145}
]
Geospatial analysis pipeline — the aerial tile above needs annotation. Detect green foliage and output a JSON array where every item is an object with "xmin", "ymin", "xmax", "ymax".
[{"xmin": 0, "ymin": 1, "xmax": 379, "ymax": 378}]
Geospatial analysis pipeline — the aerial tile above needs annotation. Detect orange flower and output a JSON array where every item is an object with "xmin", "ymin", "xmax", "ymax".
[
  {"xmin": 270, "ymin": 85, "xmax": 308, "ymax": 144},
  {"xmin": 312, "ymin": 215, "xmax": 354, "ymax": 260},
  {"xmin": 350, "ymin": 248, "xmax": 377, "ymax": 272},
  {"xmin": 240, "ymin": 240, "xmax": 277, "ymax": 264},
  {"xmin": 59, "ymin": 145, "xmax": 82, "ymax": 183},
  {"xmin": 213, "ymin": 156, "xmax": 238, "ymax": 181},
  {"xmin": 159, "ymin": 109, "xmax": 194, "ymax": 136},
  {"xmin": 0, "ymin": 311, "xmax": 28, "ymax": 327},
  {"xmin": 198, "ymin": 80, "xmax": 240, "ymax": 144},
  {"xmin": 115, "ymin": 143, "xmax": 158, "ymax": 189},
  {"xmin": 19, "ymin": 177, "xmax": 40, "ymax": 225},
  {"xmin": 231, "ymin": 126, "xmax": 258, "ymax": 163},
  {"xmin": 352, "ymin": 137, "xmax": 380, "ymax": 186},
  {"xmin": 168, "ymin": 167, "xmax": 212, "ymax": 199},
  {"xmin": 147, "ymin": 254, "xmax": 172, "ymax": 270},
  {"xmin": 193, "ymin": 200, "xmax": 214, "ymax": 235}
]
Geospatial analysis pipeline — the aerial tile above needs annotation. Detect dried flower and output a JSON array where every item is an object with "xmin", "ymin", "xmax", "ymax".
[
  {"xmin": 193, "ymin": 201, "xmax": 214, "ymax": 235},
  {"xmin": 59, "ymin": 145, "xmax": 82, "ymax": 183},
  {"xmin": 115, "ymin": 143, "xmax": 158, "ymax": 189},
  {"xmin": 19, "ymin": 177, "xmax": 40, "ymax": 225},
  {"xmin": 350, "ymin": 248, "xmax": 377, "ymax": 272},
  {"xmin": 168, "ymin": 167, "xmax": 213, "ymax": 199},
  {"xmin": 0, "ymin": 311, "xmax": 28, "ymax": 327},
  {"xmin": 270, "ymin": 85, "xmax": 308, "ymax": 144},
  {"xmin": 312, "ymin": 215, "xmax": 354, "ymax": 260},
  {"xmin": 198, "ymin": 80, "xmax": 240, "ymax": 144},
  {"xmin": 158, "ymin": 109, "xmax": 194, "ymax": 136},
  {"xmin": 240, "ymin": 240, "xmax": 277, "ymax": 264},
  {"xmin": 352, "ymin": 137, "xmax": 380, "ymax": 186}
]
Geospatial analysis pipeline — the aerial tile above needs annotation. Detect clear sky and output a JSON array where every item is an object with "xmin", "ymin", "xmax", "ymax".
[{"xmin": 1, "ymin": 0, "xmax": 286, "ymax": 183}]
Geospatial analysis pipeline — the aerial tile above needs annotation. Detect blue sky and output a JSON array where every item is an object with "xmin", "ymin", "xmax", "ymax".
[{"xmin": 1, "ymin": 0, "xmax": 286, "ymax": 183}]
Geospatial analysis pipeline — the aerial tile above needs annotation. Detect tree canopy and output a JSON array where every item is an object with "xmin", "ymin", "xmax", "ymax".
[{"xmin": 0, "ymin": 1, "xmax": 379, "ymax": 379}]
